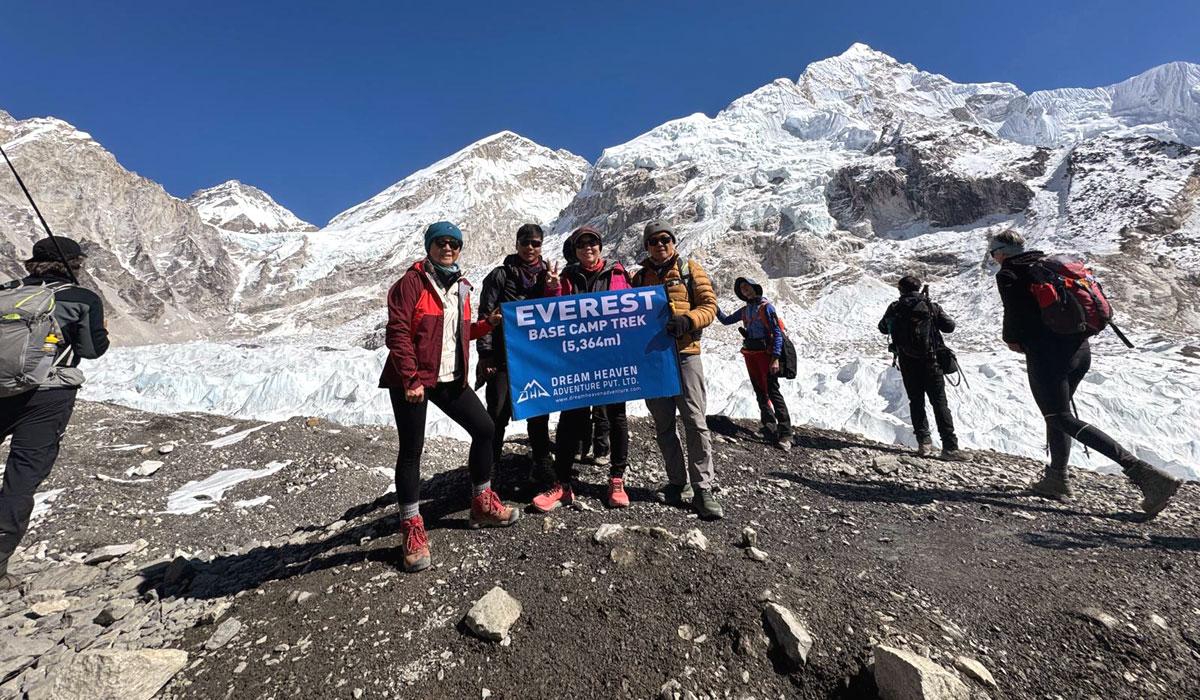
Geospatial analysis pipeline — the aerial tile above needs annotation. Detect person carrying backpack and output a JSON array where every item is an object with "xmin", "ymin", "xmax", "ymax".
[
  {"xmin": 878, "ymin": 275, "xmax": 967, "ymax": 460},
  {"xmin": 1, "ymin": 237, "xmax": 108, "ymax": 591},
  {"xmin": 532, "ymin": 226, "xmax": 634, "ymax": 510},
  {"xmin": 717, "ymin": 277, "xmax": 793, "ymax": 451},
  {"xmin": 988, "ymin": 229, "xmax": 1181, "ymax": 518},
  {"xmin": 380, "ymin": 222, "xmax": 520, "ymax": 574},
  {"xmin": 476, "ymin": 224, "xmax": 558, "ymax": 484},
  {"xmin": 633, "ymin": 220, "xmax": 723, "ymax": 520}
]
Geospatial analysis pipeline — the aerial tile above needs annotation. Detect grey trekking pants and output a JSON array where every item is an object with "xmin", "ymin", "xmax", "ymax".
[{"xmin": 646, "ymin": 353, "xmax": 714, "ymax": 489}]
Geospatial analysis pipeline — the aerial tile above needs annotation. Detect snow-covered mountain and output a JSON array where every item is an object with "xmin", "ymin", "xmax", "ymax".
[
  {"xmin": 0, "ymin": 110, "xmax": 240, "ymax": 344},
  {"xmin": 186, "ymin": 180, "xmax": 316, "ymax": 233}
]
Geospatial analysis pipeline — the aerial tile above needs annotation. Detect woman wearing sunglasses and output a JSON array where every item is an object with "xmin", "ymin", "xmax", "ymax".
[
  {"xmin": 380, "ymin": 221, "xmax": 520, "ymax": 573},
  {"xmin": 532, "ymin": 226, "xmax": 634, "ymax": 511}
]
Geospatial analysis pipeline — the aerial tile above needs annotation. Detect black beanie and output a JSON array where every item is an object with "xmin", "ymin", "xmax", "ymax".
[{"xmin": 897, "ymin": 275, "xmax": 922, "ymax": 295}]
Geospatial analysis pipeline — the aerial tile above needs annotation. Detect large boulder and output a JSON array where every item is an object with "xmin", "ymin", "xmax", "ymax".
[
  {"xmin": 25, "ymin": 648, "xmax": 188, "ymax": 700},
  {"xmin": 874, "ymin": 645, "xmax": 969, "ymax": 700}
]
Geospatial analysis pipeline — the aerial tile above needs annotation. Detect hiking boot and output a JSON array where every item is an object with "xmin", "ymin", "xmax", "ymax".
[
  {"xmin": 1123, "ymin": 459, "xmax": 1182, "ymax": 520},
  {"xmin": 606, "ymin": 478, "xmax": 630, "ymax": 508},
  {"xmin": 916, "ymin": 440, "xmax": 933, "ymax": 457},
  {"xmin": 0, "ymin": 572, "xmax": 20, "ymax": 592},
  {"xmin": 399, "ymin": 516, "xmax": 431, "ymax": 573},
  {"xmin": 758, "ymin": 426, "xmax": 777, "ymax": 443},
  {"xmin": 940, "ymin": 448, "xmax": 969, "ymax": 462},
  {"xmin": 593, "ymin": 453, "xmax": 612, "ymax": 467},
  {"xmin": 655, "ymin": 483, "xmax": 693, "ymax": 507},
  {"xmin": 692, "ymin": 487, "xmax": 724, "ymax": 520},
  {"xmin": 778, "ymin": 436, "xmax": 792, "ymax": 453},
  {"xmin": 1028, "ymin": 467, "xmax": 1073, "ymax": 501},
  {"xmin": 532, "ymin": 482, "xmax": 575, "ymax": 513},
  {"xmin": 469, "ymin": 489, "xmax": 520, "ymax": 529}
]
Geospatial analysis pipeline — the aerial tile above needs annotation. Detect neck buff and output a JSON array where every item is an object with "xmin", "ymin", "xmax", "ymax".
[{"xmin": 426, "ymin": 258, "xmax": 461, "ymax": 289}]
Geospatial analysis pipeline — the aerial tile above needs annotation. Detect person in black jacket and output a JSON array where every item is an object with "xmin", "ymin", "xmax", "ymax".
[
  {"xmin": 476, "ymin": 224, "xmax": 559, "ymax": 483},
  {"xmin": 1, "ymin": 237, "xmax": 108, "ymax": 590},
  {"xmin": 989, "ymin": 229, "xmax": 1180, "ymax": 518},
  {"xmin": 878, "ymin": 275, "xmax": 966, "ymax": 460}
]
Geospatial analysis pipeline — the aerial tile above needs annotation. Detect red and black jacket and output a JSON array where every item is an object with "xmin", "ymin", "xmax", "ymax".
[{"xmin": 379, "ymin": 260, "xmax": 496, "ymax": 391}]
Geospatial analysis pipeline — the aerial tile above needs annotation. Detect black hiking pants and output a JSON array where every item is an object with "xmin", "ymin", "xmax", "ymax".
[
  {"xmin": 0, "ymin": 388, "xmax": 77, "ymax": 576},
  {"xmin": 897, "ymin": 355, "xmax": 957, "ymax": 449},
  {"xmin": 553, "ymin": 403, "xmax": 628, "ymax": 483},
  {"xmin": 484, "ymin": 368, "xmax": 551, "ymax": 466},
  {"xmin": 1024, "ymin": 338, "xmax": 1136, "ymax": 471},
  {"xmin": 389, "ymin": 383, "xmax": 493, "ymax": 508}
]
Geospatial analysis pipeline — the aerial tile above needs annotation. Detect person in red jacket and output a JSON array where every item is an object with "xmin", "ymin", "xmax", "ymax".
[
  {"xmin": 532, "ymin": 226, "xmax": 634, "ymax": 511},
  {"xmin": 380, "ymin": 221, "xmax": 520, "ymax": 573}
]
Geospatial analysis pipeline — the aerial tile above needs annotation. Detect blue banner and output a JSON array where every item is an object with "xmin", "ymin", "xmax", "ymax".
[{"xmin": 504, "ymin": 287, "xmax": 681, "ymax": 420}]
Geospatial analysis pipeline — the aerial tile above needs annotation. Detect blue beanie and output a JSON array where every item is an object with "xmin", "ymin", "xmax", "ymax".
[{"xmin": 425, "ymin": 221, "xmax": 463, "ymax": 252}]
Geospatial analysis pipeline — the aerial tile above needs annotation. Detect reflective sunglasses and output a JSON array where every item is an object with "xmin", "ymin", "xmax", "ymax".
[
  {"xmin": 647, "ymin": 235, "xmax": 674, "ymax": 246},
  {"xmin": 432, "ymin": 238, "xmax": 462, "ymax": 250}
]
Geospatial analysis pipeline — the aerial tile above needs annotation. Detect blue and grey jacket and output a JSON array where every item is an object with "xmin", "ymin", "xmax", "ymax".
[{"xmin": 717, "ymin": 277, "xmax": 783, "ymax": 356}]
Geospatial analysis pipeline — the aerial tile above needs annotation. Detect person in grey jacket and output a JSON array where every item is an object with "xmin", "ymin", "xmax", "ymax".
[{"xmin": 0, "ymin": 237, "xmax": 108, "ymax": 590}]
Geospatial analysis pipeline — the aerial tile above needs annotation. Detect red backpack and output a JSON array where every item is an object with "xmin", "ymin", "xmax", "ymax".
[{"xmin": 1028, "ymin": 255, "xmax": 1132, "ymax": 347}]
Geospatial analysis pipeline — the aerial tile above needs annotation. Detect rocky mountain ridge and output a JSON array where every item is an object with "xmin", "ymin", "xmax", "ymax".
[{"xmin": 185, "ymin": 180, "xmax": 316, "ymax": 234}]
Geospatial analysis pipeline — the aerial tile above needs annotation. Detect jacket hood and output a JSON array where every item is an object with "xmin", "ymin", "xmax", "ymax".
[{"xmin": 734, "ymin": 277, "xmax": 763, "ymax": 302}]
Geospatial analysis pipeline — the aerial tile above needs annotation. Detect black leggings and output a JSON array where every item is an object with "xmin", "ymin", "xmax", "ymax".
[
  {"xmin": 553, "ymin": 403, "xmax": 628, "ymax": 482},
  {"xmin": 1025, "ymin": 339, "xmax": 1135, "ymax": 470},
  {"xmin": 389, "ymin": 384, "xmax": 494, "ymax": 505},
  {"xmin": 485, "ymin": 368, "xmax": 551, "ymax": 464}
]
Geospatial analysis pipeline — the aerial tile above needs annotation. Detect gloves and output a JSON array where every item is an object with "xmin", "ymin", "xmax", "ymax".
[{"xmin": 665, "ymin": 315, "xmax": 692, "ymax": 339}]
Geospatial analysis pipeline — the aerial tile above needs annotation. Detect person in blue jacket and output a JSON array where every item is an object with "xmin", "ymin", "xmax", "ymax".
[{"xmin": 717, "ymin": 277, "xmax": 792, "ymax": 451}]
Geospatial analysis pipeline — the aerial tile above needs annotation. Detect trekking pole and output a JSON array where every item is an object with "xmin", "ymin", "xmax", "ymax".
[
  {"xmin": 0, "ymin": 143, "xmax": 80, "ymax": 285},
  {"xmin": 1071, "ymin": 397, "xmax": 1091, "ymax": 458}
]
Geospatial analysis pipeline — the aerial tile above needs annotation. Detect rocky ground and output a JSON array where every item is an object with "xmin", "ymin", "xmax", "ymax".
[{"xmin": 2, "ymin": 400, "xmax": 1200, "ymax": 699}]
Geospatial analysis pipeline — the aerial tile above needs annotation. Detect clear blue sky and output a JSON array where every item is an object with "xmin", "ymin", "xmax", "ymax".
[{"xmin": 3, "ymin": 0, "xmax": 1197, "ymax": 226}]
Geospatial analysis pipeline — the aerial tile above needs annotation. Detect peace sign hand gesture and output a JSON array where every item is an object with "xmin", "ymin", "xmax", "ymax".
[{"xmin": 545, "ymin": 260, "xmax": 561, "ymax": 289}]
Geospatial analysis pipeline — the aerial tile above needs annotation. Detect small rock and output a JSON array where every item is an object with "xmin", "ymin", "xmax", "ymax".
[
  {"xmin": 204, "ymin": 618, "xmax": 242, "ymax": 651},
  {"xmin": 541, "ymin": 518, "xmax": 554, "ymax": 533},
  {"xmin": 127, "ymin": 461, "xmax": 164, "ymax": 477},
  {"xmin": 29, "ymin": 599, "xmax": 71, "ymax": 617},
  {"xmin": 157, "ymin": 444, "xmax": 175, "ymax": 455},
  {"xmin": 93, "ymin": 600, "xmax": 135, "ymax": 627},
  {"xmin": 609, "ymin": 547, "xmax": 636, "ymax": 567},
  {"xmin": 1149, "ymin": 614, "xmax": 1169, "ymax": 630},
  {"xmin": 681, "ymin": 529, "xmax": 709, "ymax": 552},
  {"xmin": 84, "ymin": 542, "xmax": 141, "ymax": 566},
  {"xmin": 660, "ymin": 679, "xmax": 683, "ymax": 700},
  {"xmin": 677, "ymin": 624, "xmax": 694, "ymax": 641},
  {"xmin": 746, "ymin": 547, "xmax": 768, "ymax": 562},
  {"xmin": 464, "ymin": 586, "xmax": 521, "ymax": 642},
  {"xmin": 954, "ymin": 656, "xmax": 996, "ymax": 689},
  {"xmin": 874, "ymin": 645, "xmax": 968, "ymax": 700},
  {"xmin": 741, "ymin": 527, "xmax": 758, "ymax": 548},
  {"xmin": 1077, "ymin": 607, "xmax": 1118, "ymax": 630},
  {"xmin": 873, "ymin": 455, "xmax": 902, "ymax": 474},
  {"xmin": 163, "ymin": 556, "xmax": 195, "ymax": 588},
  {"xmin": 763, "ymin": 603, "xmax": 814, "ymax": 666},
  {"xmin": 593, "ymin": 524, "xmax": 624, "ymax": 544}
]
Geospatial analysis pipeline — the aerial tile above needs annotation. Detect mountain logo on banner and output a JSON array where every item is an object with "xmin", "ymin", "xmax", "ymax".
[{"xmin": 516, "ymin": 380, "xmax": 550, "ymax": 404}]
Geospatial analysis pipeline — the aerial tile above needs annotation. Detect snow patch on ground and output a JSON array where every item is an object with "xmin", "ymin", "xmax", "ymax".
[{"xmin": 166, "ymin": 460, "xmax": 291, "ymax": 515}]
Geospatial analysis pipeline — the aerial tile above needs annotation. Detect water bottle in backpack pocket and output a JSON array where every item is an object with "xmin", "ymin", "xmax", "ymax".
[{"xmin": 0, "ymin": 283, "xmax": 67, "ymax": 397}]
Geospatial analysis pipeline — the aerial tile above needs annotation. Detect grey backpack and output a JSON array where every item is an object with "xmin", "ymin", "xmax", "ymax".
[{"xmin": 0, "ymin": 282, "xmax": 69, "ymax": 397}]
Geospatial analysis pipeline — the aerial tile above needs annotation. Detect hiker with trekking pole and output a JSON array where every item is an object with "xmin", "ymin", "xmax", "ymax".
[
  {"xmin": 988, "ymin": 229, "xmax": 1181, "ymax": 518},
  {"xmin": 716, "ymin": 277, "xmax": 796, "ymax": 452},
  {"xmin": 878, "ymin": 274, "xmax": 968, "ymax": 461},
  {"xmin": 1, "ymin": 144, "xmax": 110, "ymax": 591}
]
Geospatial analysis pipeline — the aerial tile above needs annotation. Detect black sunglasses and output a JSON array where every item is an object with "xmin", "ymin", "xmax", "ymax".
[
  {"xmin": 574, "ymin": 237, "xmax": 601, "ymax": 249},
  {"xmin": 519, "ymin": 239, "xmax": 543, "ymax": 248},
  {"xmin": 432, "ymin": 238, "xmax": 462, "ymax": 250},
  {"xmin": 647, "ymin": 235, "xmax": 673, "ymax": 246}
]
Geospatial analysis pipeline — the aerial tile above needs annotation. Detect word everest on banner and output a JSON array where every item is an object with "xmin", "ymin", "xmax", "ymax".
[{"xmin": 503, "ymin": 287, "xmax": 681, "ymax": 420}]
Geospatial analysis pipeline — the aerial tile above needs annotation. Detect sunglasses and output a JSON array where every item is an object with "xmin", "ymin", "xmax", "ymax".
[
  {"xmin": 519, "ymin": 239, "xmax": 543, "ymax": 248},
  {"xmin": 431, "ymin": 238, "xmax": 462, "ymax": 250},
  {"xmin": 647, "ymin": 235, "xmax": 674, "ymax": 247},
  {"xmin": 574, "ymin": 238, "xmax": 600, "ymax": 249}
]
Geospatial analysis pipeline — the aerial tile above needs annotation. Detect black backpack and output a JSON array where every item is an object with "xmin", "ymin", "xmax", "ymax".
[
  {"xmin": 754, "ymin": 305, "xmax": 798, "ymax": 380},
  {"xmin": 888, "ymin": 294, "xmax": 940, "ymax": 360}
]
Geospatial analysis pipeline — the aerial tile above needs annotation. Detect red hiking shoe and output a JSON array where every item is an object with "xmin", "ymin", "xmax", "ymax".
[
  {"xmin": 469, "ymin": 489, "xmax": 520, "ymax": 529},
  {"xmin": 606, "ymin": 478, "xmax": 630, "ymax": 508},
  {"xmin": 532, "ymin": 482, "xmax": 575, "ymax": 513},
  {"xmin": 399, "ymin": 515, "xmax": 431, "ymax": 573}
]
